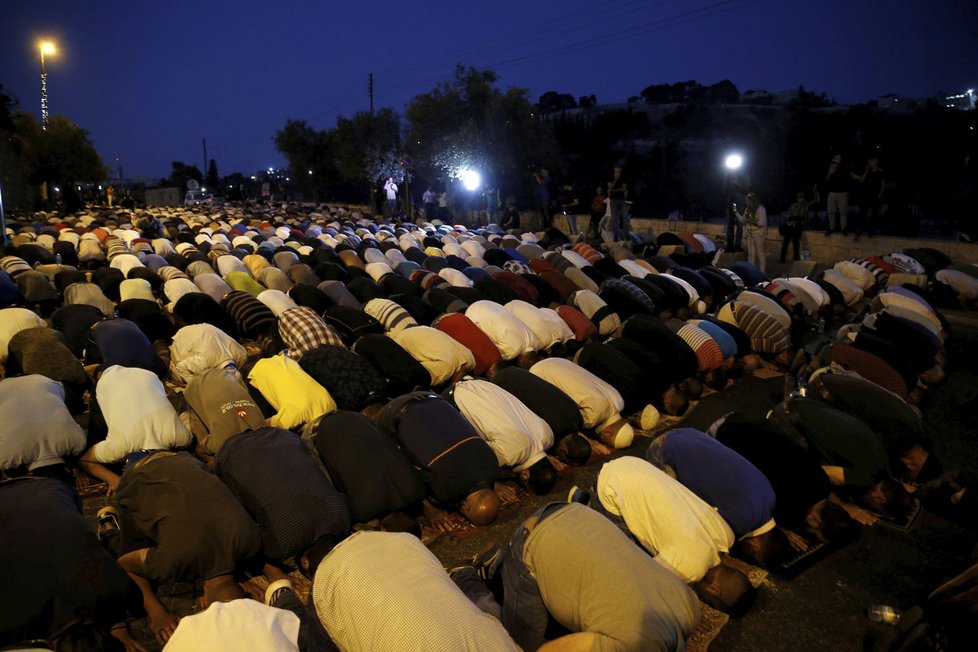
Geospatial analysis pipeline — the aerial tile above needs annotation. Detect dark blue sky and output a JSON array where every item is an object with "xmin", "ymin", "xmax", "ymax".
[{"xmin": 2, "ymin": 0, "xmax": 975, "ymax": 179}]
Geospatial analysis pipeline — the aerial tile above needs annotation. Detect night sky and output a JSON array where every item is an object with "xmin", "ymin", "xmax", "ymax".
[{"xmin": 2, "ymin": 0, "xmax": 975, "ymax": 179}]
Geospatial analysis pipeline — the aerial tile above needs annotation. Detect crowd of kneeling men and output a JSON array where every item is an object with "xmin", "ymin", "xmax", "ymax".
[{"xmin": 0, "ymin": 201, "xmax": 973, "ymax": 651}]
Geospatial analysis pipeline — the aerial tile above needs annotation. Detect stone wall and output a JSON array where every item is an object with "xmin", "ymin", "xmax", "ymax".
[{"xmin": 623, "ymin": 217, "xmax": 978, "ymax": 265}]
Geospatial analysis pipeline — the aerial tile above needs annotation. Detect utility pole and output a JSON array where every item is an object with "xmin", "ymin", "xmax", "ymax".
[
  {"xmin": 368, "ymin": 73, "xmax": 374, "ymax": 115},
  {"xmin": 202, "ymin": 138, "xmax": 208, "ymax": 182}
]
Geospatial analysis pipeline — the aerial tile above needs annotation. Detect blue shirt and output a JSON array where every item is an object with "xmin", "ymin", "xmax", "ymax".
[
  {"xmin": 692, "ymin": 319, "xmax": 737, "ymax": 358},
  {"xmin": 659, "ymin": 428, "xmax": 776, "ymax": 538}
]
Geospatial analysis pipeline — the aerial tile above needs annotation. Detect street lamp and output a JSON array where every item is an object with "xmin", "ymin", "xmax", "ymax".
[
  {"xmin": 460, "ymin": 169, "xmax": 481, "ymax": 192},
  {"xmin": 38, "ymin": 40, "xmax": 57, "ymax": 129},
  {"xmin": 723, "ymin": 152, "xmax": 745, "ymax": 251},
  {"xmin": 724, "ymin": 153, "xmax": 743, "ymax": 172}
]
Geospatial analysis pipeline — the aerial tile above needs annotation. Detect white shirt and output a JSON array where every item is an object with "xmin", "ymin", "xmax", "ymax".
[
  {"xmin": 618, "ymin": 259, "xmax": 652, "ymax": 278},
  {"xmin": 465, "ymin": 300, "xmax": 542, "ymax": 361},
  {"xmin": 560, "ymin": 249, "xmax": 591, "ymax": 269},
  {"xmin": 109, "ymin": 253, "xmax": 145, "ymax": 277},
  {"xmin": 597, "ymin": 457, "xmax": 734, "ymax": 583},
  {"xmin": 504, "ymin": 300, "xmax": 573, "ymax": 350},
  {"xmin": 820, "ymin": 270, "xmax": 863, "ymax": 307},
  {"xmin": 313, "ymin": 531, "xmax": 518, "ymax": 652},
  {"xmin": 786, "ymin": 277, "xmax": 831, "ymax": 308},
  {"xmin": 833, "ymin": 260, "xmax": 876, "ymax": 291},
  {"xmin": 169, "ymin": 323, "xmax": 248, "ymax": 384},
  {"xmin": 257, "ymin": 289, "xmax": 298, "ymax": 318},
  {"xmin": 453, "ymin": 378, "xmax": 554, "ymax": 471},
  {"xmin": 529, "ymin": 357, "xmax": 623, "ymax": 430},
  {"xmin": 217, "ymin": 255, "xmax": 250, "ymax": 278},
  {"xmin": 163, "ymin": 599, "xmax": 299, "ymax": 652},
  {"xmin": 390, "ymin": 326, "xmax": 475, "ymax": 385},
  {"xmin": 91, "ymin": 366, "xmax": 192, "ymax": 463},
  {"xmin": 878, "ymin": 291, "xmax": 942, "ymax": 331}
]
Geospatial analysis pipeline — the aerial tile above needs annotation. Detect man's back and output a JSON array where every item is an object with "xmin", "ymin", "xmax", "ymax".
[
  {"xmin": 524, "ymin": 503, "xmax": 700, "ymax": 652},
  {"xmin": 313, "ymin": 531, "xmax": 518, "ymax": 651}
]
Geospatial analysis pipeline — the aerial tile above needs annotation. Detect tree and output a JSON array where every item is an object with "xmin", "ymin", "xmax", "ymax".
[
  {"xmin": 206, "ymin": 159, "xmax": 220, "ymax": 191},
  {"xmin": 329, "ymin": 108, "xmax": 402, "ymax": 185},
  {"xmin": 167, "ymin": 161, "xmax": 203, "ymax": 191},
  {"xmin": 0, "ymin": 85, "xmax": 32, "ymax": 212},
  {"xmin": 274, "ymin": 119, "xmax": 340, "ymax": 201},
  {"xmin": 405, "ymin": 65, "xmax": 558, "ymax": 203},
  {"xmin": 537, "ymin": 91, "xmax": 577, "ymax": 113},
  {"xmin": 578, "ymin": 95, "xmax": 597, "ymax": 109},
  {"xmin": 708, "ymin": 80, "xmax": 740, "ymax": 104},
  {"xmin": 12, "ymin": 112, "xmax": 106, "ymax": 210}
]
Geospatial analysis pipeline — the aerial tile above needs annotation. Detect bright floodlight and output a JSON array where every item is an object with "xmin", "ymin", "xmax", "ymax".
[
  {"xmin": 460, "ymin": 169, "xmax": 481, "ymax": 192},
  {"xmin": 724, "ymin": 154, "xmax": 743, "ymax": 171},
  {"xmin": 39, "ymin": 41, "xmax": 56, "ymax": 56}
]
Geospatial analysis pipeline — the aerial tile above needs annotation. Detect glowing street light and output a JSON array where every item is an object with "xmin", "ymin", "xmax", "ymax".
[
  {"xmin": 723, "ymin": 152, "xmax": 746, "ymax": 250},
  {"xmin": 38, "ymin": 40, "xmax": 57, "ymax": 129},
  {"xmin": 460, "ymin": 169, "xmax": 481, "ymax": 192},
  {"xmin": 724, "ymin": 153, "xmax": 743, "ymax": 171}
]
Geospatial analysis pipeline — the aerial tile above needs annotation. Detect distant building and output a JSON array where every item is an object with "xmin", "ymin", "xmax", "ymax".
[{"xmin": 942, "ymin": 90, "xmax": 976, "ymax": 111}]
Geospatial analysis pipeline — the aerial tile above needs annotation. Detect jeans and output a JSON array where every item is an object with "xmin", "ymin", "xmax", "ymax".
[
  {"xmin": 780, "ymin": 226, "xmax": 802, "ymax": 262},
  {"xmin": 451, "ymin": 567, "xmax": 503, "ymax": 620},
  {"xmin": 501, "ymin": 501, "xmax": 569, "ymax": 651},
  {"xmin": 826, "ymin": 192, "xmax": 849, "ymax": 231},
  {"xmin": 727, "ymin": 216, "xmax": 743, "ymax": 251},
  {"xmin": 611, "ymin": 200, "xmax": 629, "ymax": 238}
]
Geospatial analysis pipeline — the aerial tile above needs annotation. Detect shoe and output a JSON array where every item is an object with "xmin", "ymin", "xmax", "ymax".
[
  {"xmin": 447, "ymin": 565, "xmax": 474, "ymax": 581},
  {"xmin": 824, "ymin": 229, "xmax": 834, "ymax": 236},
  {"xmin": 471, "ymin": 545, "xmax": 504, "ymax": 582},
  {"xmin": 567, "ymin": 485, "xmax": 590, "ymax": 505},
  {"xmin": 840, "ymin": 230, "xmax": 849, "ymax": 236},
  {"xmin": 96, "ymin": 506, "xmax": 121, "ymax": 543}
]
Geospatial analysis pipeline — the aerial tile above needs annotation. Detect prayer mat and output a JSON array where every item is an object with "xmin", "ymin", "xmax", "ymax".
[{"xmin": 687, "ymin": 557, "xmax": 768, "ymax": 652}]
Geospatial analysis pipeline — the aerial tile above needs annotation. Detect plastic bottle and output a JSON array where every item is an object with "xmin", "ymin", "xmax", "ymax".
[
  {"xmin": 867, "ymin": 604, "xmax": 901, "ymax": 624},
  {"xmin": 55, "ymin": 253, "xmax": 62, "ymax": 266}
]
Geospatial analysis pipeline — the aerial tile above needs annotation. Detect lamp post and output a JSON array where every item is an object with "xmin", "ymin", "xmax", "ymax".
[
  {"xmin": 724, "ymin": 153, "xmax": 744, "ymax": 251},
  {"xmin": 39, "ymin": 40, "xmax": 57, "ymax": 129}
]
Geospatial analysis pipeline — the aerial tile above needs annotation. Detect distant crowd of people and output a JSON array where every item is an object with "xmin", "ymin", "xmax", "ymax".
[{"xmin": 1, "ymin": 198, "xmax": 977, "ymax": 651}]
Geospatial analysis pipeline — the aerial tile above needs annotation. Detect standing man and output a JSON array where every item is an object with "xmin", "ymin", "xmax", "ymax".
[
  {"xmin": 824, "ymin": 153, "xmax": 860, "ymax": 235},
  {"xmin": 534, "ymin": 168, "xmax": 555, "ymax": 229},
  {"xmin": 423, "ymin": 186, "xmax": 438, "ymax": 221},
  {"xmin": 384, "ymin": 177, "xmax": 399, "ymax": 218},
  {"xmin": 608, "ymin": 164, "xmax": 629, "ymax": 240},
  {"xmin": 484, "ymin": 183, "xmax": 501, "ymax": 226},
  {"xmin": 857, "ymin": 156, "xmax": 885, "ymax": 236}
]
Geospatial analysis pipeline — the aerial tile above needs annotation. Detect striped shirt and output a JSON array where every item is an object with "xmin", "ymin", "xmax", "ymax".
[
  {"xmin": 722, "ymin": 300, "xmax": 790, "ymax": 354},
  {"xmin": 278, "ymin": 306, "xmax": 345, "ymax": 360},
  {"xmin": 222, "ymin": 291, "xmax": 278, "ymax": 338},
  {"xmin": 313, "ymin": 532, "xmax": 518, "ymax": 652},
  {"xmin": 364, "ymin": 298, "xmax": 417, "ymax": 333},
  {"xmin": 0, "ymin": 256, "xmax": 33, "ymax": 279},
  {"xmin": 678, "ymin": 323, "xmax": 725, "ymax": 372}
]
